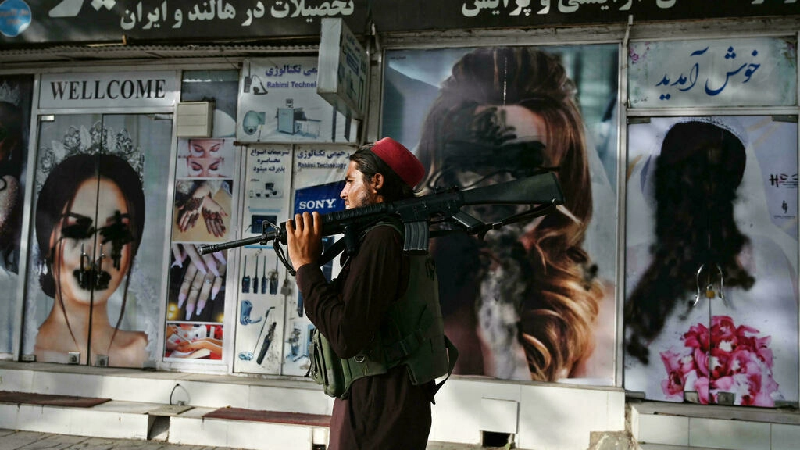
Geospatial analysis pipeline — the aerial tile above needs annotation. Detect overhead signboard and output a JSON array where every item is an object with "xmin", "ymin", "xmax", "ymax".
[
  {"xmin": 0, "ymin": 0, "xmax": 797, "ymax": 45},
  {"xmin": 0, "ymin": 0, "xmax": 367, "ymax": 43},
  {"xmin": 236, "ymin": 57, "xmax": 358, "ymax": 143},
  {"xmin": 39, "ymin": 71, "xmax": 178, "ymax": 109},
  {"xmin": 629, "ymin": 37, "xmax": 797, "ymax": 108},
  {"xmin": 317, "ymin": 18, "xmax": 368, "ymax": 119}
]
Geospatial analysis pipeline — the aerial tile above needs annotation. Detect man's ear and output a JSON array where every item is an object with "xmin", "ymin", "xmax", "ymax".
[{"xmin": 371, "ymin": 173, "xmax": 385, "ymax": 193}]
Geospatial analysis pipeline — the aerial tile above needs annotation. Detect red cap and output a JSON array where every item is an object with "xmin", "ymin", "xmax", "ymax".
[{"xmin": 370, "ymin": 137, "xmax": 425, "ymax": 188}]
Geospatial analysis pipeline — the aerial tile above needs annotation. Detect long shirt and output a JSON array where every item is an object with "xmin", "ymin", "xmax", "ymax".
[{"xmin": 296, "ymin": 225, "xmax": 434, "ymax": 450}]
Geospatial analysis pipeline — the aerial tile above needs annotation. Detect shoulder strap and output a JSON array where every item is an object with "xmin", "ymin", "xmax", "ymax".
[{"xmin": 434, "ymin": 336, "xmax": 459, "ymax": 395}]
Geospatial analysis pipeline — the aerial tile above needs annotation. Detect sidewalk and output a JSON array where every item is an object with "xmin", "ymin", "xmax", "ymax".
[{"xmin": 0, "ymin": 429, "xmax": 500, "ymax": 450}]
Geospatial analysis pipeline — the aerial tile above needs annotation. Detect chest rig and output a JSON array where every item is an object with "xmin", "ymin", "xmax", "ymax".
[{"xmin": 308, "ymin": 220, "xmax": 458, "ymax": 398}]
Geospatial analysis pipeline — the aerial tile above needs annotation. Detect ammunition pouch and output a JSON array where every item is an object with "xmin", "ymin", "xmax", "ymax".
[{"xmin": 308, "ymin": 221, "xmax": 458, "ymax": 398}]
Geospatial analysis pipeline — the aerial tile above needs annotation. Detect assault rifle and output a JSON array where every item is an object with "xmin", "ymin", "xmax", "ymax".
[{"xmin": 198, "ymin": 172, "xmax": 564, "ymax": 274}]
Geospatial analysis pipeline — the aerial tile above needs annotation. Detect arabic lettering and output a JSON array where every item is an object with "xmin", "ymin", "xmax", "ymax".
[
  {"xmin": 142, "ymin": 1, "xmax": 168, "ymax": 29},
  {"xmin": 242, "ymin": 2, "xmax": 268, "ymax": 27},
  {"xmin": 253, "ymin": 165, "xmax": 286, "ymax": 174},
  {"xmin": 113, "ymin": 0, "xmax": 355, "ymax": 31},
  {"xmin": 460, "ymin": 0, "xmax": 681, "ymax": 17},
  {"xmin": 92, "ymin": 0, "xmax": 116, "ymax": 11},
  {"xmin": 656, "ymin": 46, "xmax": 764, "ymax": 101},
  {"xmin": 289, "ymin": 0, "xmax": 355, "ymax": 18},
  {"xmin": 249, "ymin": 148, "xmax": 291, "ymax": 156},
  {"xmin": 296, "ymin": 149, "xmax": 327, "ymax": 159},
  {"xmin": 173, "ymin": 8, "xmax": 182, "ymax": 27},
  {"xmin": 294, "ymin": 149, "xmax": 347, "ymax": 160},
  {"xmin": 509, "ymin": 0, "xmax": 530, "ymax": 15},
  {"xmin": 264, "ymin": 64, "xmax": 305, "ymax": 77},
  {"xmin": 271, "ymin": 1, "xmax": 291, "ymax": 18},
  {"xmin": 186, "ymin": 0, "xmax": 236, "ymax": 21},
  {"xmin": 558, "ymin": 0, "xmax": 579, "ymax": 14}
]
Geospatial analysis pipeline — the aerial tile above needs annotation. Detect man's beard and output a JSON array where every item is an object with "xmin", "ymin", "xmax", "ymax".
[{"xmin": 351, "ymin": 188, "xmax": 377, "ymax": 208}]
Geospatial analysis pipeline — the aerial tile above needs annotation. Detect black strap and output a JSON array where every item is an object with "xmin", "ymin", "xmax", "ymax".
[{"xmin": 434, "ymin": 336, "xmax": 459, "ymax": 395}]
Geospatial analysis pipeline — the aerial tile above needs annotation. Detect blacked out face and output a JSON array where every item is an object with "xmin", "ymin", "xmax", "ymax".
[
  {"xmin": 50, "ymin": 178, "xmax": 133, "ymax": 304},
  {"xmin": 433, "ymin": 105, "xmax": 551, "ymax": 223}
]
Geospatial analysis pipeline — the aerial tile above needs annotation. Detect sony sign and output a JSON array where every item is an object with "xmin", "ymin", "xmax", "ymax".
[{"xmin": 40, "ymin": 71, "xmax": 178, "ymax": 109}]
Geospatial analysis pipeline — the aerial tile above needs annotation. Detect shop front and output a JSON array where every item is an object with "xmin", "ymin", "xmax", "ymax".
[{"xmin": 0, "ymin": 1, "xmax": 799, "ymax": 449}]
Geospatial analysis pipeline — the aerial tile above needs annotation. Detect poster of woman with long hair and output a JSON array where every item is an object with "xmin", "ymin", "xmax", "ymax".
[
  {"xmin": 23, "ymin": 114, "xmax": 172, "ymax": 367},
  {"xmin": 624, "ymin": 116, "xmax": 799, "ymax": 406},
  {"xmin": 382, "ymin": 45, "xmax": 619, "ymax": 384},
  {"xmin": 0, "ymin": 75, "xmax": 32, "ymax": 356}
]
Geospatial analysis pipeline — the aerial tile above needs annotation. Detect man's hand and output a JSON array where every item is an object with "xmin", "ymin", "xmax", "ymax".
[{"xmin": 286, "ymin": 212, "xmax": 323, "ymax": 271}]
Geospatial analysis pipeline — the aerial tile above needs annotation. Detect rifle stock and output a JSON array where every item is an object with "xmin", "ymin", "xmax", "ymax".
[{"xmin": 198, "ymin": 172, "xmax": 564, "ymax": 256}]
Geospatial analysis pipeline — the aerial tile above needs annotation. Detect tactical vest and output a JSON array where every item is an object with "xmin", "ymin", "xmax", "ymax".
[{"xmin": 308, "ymin": 221, "xmax": 458, "ymax": 399}]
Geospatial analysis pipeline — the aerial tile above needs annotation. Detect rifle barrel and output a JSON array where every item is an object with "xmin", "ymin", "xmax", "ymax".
[{"xmin": 198, "ymin": 230, "xmax": 280, "ymax": 255}]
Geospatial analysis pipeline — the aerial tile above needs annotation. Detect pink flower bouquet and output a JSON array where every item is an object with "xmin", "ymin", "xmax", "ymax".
[{"xmin": 660, "ymin": 316, "xmax": 779, "ymax": 406}]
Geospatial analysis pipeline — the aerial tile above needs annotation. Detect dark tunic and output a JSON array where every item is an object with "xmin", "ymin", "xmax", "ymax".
[{"xmin": 297, "ymin": 225, "xmax": 434, "ymax": 450}]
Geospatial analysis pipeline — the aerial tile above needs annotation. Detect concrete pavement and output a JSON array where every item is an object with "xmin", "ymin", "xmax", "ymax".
[{"xmin": 0, "ymin": 429, "xmax": 506, "ymax": 450}]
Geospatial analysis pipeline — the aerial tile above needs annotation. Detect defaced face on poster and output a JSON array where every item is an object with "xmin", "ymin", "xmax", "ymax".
[
  {"xmin": 624, "ymin": 116, "xmax": 799, "ymax": 407},
  {"xmin": 382, "ymin": 45, "xmax": 620, "ymax": 384},
  {"xmin": 23, "ymin": 114, "xmax": 172, "ymax": 368},
  {"xmin": 0, "ymin": 75, "xmax": 33, "ymax": 356}
]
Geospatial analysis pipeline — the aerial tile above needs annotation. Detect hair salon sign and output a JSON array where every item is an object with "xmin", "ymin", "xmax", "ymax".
[
  {"xmin": 39, "ymin": 71, "xmax": 178, "ymax": 109},
  {"xmin": 0, "ymin": 0, "xmax": 797, "ymax": 44}
]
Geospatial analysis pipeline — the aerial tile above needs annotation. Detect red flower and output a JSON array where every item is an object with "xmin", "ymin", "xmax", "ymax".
[
  {"xmin": 711, "ymin": 316, "xmax": 737, "ymax": 349},
  {"xmin": 660, "ymin": 316, "xmax": 779, "ymax": 406},
  {"xmin": 683, "ymin": 322, "xmax": 710, "ymax": 351},
  {"xmin": 694, "ymin": 376, "xmax": 710, "ymax": 404},
  {"xmin": 693, "ymin": 348, "xmax": 709, "ymax": 377},
  {"xmin": 660, "ymin": 350, "xmax": 690, "ymax": 399}
]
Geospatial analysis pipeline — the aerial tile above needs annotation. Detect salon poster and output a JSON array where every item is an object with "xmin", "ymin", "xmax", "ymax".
[
  {"xmin": 624, "ymin": 116, "xmax": 799, "ymax": 407},
  {"xmin": 166, "ymin": 138, "xmax": 241, "ymax": 361},
  {"xmin": 23, "ymin": 114, "xmax": 172, "ymax": 368},
  {"xmin": 0, "ymin": 74, "xmax": 33, "ymax": 357},
  {"xmin": 237, "ymin": 58, "xmax": 358, "ymax": 144},
  {"xmin": 382, "ymin": 45, "xmax": 619, "ymax": 384},
  {"xmin": 233, "ymin": 145, "xmax": 293, "ymax": 374},
  {"xmin": 281, "ymin": 145, "xmax": 353, "ymax": 376}
]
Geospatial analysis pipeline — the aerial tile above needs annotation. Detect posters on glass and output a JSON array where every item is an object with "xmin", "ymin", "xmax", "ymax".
[
  {"xmin": 233, "ymin": 145, "xmax": 293, "ymax": 374},
  {"xmin": 281, "ymin": 145, "xmax": 352, "ymax": 376},
  {"xmin": 0, "ymin": 75, "xmax": 33, "ymax": 356},
  {"xmin": 382, "ymin": 45, "xmax": 619, "ymax": 384},
  {"xmin": 165, "ymin": 74, "xmax": 237, "ymax": 361},
  {"xmin": 166, "ymin": 137, "xmax": 240, "ymax": 362},
  {"xmin": 23, "ymin": 113, "xmax": 172, "ymax": 367},
  {"xmin": 176, "ymin": 137, "xmax": 237, "ymax": 179},
  {"xmin": 171, "ymin": 180, "xmax": 235, "ymax": 242},
  {"xmin": 237, "ymin": 58, "xmax": 358, "ymax": 144},
  {"xmin": 624, "ymin": 116, "xmax": 799, "ymax": 407},
  {"xmin": 164, "ymin": 322, "xmax": 224, "ymax": 360}
]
